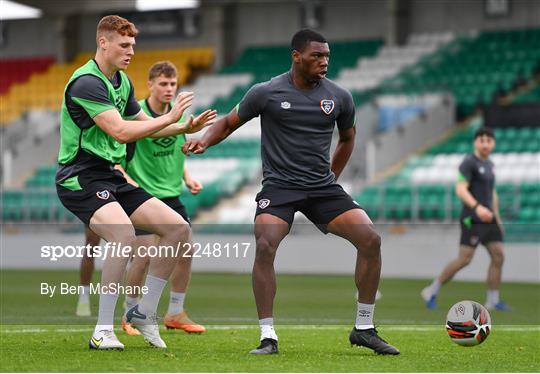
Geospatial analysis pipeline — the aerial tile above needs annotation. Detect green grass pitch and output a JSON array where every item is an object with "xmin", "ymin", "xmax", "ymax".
[{"xmin": 1, "ymin": 270, "xmax": 539, "ymax": 372}]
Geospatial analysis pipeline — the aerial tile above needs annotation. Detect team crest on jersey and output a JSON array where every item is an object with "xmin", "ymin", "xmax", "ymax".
[
  {"xmin": 281, "ymin": 101, "xmax": 291, "ymax": 109},
  {"xmin": 479, "ymin": 166, "xmax": 485, "ymax": 174},
  {"xmin": 258, "ymin": 199, "xmax": 270, "ymax": 209},
  {"xmin": 320, "ymin": 99, "xmax": 335, "ymax": 115},
  {"xmin": 96, "ymin": 190, "xmax": 110, "ymax": 200}
]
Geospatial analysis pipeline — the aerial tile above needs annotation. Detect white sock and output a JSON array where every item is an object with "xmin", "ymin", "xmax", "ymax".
[
  {"xmin": 95, "ymin": 293, "xmax": 118, "ymax": 333},
  {"xmin": 138, "ymin": 275, "xmax": 167, "ymax": 316},
  {"xmin": 79, "ymin": 285, "xmax": 90, "ymax": 303},
  {"xmin": 259, "ymin": 317, "xmax": 278, "ymax": 341},
  {"xmin": 355, "ymin": 302, "xmax": 375, "ymax": 330},
  {"xmin": 429, "ymin": 279, "xmax": 441, "ymax": 296},
  {"xmin": 124, "ymin": 296, "xmax": 139, "ymax": 313},
  {"xmin": 487, "ymin": 289, "xmax": 499, "ymax": 305},
  {"xmin": 167, "ymin": 292, "xmax": 186, "ymax": 315}
]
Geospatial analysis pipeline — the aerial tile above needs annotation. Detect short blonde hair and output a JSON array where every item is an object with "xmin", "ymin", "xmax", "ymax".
[
  {"xmin": 96, "ymin": 15, "xmax": 138, "ymax": 44},
  {"xmin": 148, "ymin": 61, "xmax": 178, "ymax": 80}
]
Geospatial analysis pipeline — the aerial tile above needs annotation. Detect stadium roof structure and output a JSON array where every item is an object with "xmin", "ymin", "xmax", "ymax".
[{"xmin": 0, "ymin": 0, "xmax": 42, "ymax": 20}]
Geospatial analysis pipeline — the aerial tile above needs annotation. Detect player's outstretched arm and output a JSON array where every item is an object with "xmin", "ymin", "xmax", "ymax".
[
  {"xmin": 93, "ymin": 92, "xmax": 193, "ymax": 143},
  {"xmin": 331, "ymin": 127, "xmax": 356, "ymax": 180},
  {"xmin": 182, "ymin": 108, "xmax": 244, "ymax": 156},
  {"xmin": 149, "ymin": 109, "xmax": 217, "ymax": 138}
]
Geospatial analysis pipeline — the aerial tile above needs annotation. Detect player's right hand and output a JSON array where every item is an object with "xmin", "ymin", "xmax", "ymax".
[
  {"xmin": 182, "ymin": 139, "xmax": 207, "ymax": 156},
  {"xmin": 475, "ymin": 205, "xmax": 494, "ymax": 223},
  {"xmin": 168, "ymin": 92, "xmax": 194, "ymax": 123}
]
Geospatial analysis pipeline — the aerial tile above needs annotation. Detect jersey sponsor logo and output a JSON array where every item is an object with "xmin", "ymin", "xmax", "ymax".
[
  {"xmin": 152, "ymin": 137, "xmax": 176, "ymax": 149},
  {"xmin": 96, "ymin": 190, "xmax": 110, "ymax": 200},
  {"xmin": 258, "ymin": 199, "xmax": 270, "ymax": 209},
  {"xmin": 320, "ymin": 99, "xmax": 335, "ymax": 115},
  {"xmin": 281, "ymin": 101, "xmax": 291, "ymax": 109},
  {"xmin": 153, "ymin": 150, "xmax": 174, "ymax": 157}
]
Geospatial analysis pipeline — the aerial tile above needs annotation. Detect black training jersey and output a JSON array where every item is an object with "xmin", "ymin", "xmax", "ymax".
[
  {"xmin": 458, "ymin": 153, "xmax": 496, "ymax": 220},
  {"xmin": 237, "ymin": 71, "xmax": 356, "ymax": 188}
]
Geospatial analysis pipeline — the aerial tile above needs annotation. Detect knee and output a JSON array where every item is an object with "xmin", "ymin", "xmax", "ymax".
[
  {"xmin": 166, "ymin": 222, "xmax": 191, "ymax": 242},
  {"xmin": 491, "ymin": 252, "xmax": 504, "ymax": 267},
  {"xmin": 361, "ymin": 231, "xmax": 381, "ymax": 258},
  {"xmin": 255, "ymin": 237, "xmax": 277, "ymax": 262}
]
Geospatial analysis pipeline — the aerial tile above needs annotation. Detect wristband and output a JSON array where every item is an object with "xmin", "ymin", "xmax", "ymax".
[{"xmin": 472, "ymin": 203, "xmax": 479, "ymax": 210}]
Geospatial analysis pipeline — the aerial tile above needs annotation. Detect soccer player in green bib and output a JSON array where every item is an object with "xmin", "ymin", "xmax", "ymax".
[
  {"xmin": 120, "ymin": 61, "xmax": 210, "ymax": 335},
  {"xmin": 56, "ymin": 15, "xmax": 212, "ymax": 350}
]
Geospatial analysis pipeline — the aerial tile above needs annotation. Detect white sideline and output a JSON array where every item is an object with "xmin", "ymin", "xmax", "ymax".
[{"xmin": 1, "ymin": 325, "xmax": 538, "ymax": 334}]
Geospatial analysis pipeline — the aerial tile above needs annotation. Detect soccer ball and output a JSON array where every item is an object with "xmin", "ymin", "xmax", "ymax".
[{"xmin": 446, "ymin": 300, "xmax": 491, "ymax": 346}]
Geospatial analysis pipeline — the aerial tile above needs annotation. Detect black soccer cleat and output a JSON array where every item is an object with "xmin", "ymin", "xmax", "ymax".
[
  {"xmin": 249, "ymin": 338, "xmax": 278, "ymax": 355},
  {"xmin": 349, "ymin": 327, "xmax": 400, "ymax": 355}
]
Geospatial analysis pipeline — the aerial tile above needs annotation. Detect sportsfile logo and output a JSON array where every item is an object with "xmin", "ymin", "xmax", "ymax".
[{"xmin": 40, "ymin": 242, "xmax": 252, "ymax": 261}]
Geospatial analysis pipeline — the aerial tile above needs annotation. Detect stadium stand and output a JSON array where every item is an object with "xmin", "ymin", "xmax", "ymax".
[
  {"xmin": 0, "ymin": 56, "xmax": 55, "ymax": 94},
  {"xmin": 335, "ymin": 32, "xmax": 454, "ymax": 92},
  {"xmin": 0, "ymin": 48, "xmax": 214, "ymax": 125},
  {"xmin": 363, "ymin": 28, "xmax": 540, "ymax": 118},
  {"xmin": 190, "ymin": 39, "xmax": 383, "ymax": 115},
  {"xmin": 513, "ymin": 83, "xmax": 540, "ymax": 104}
]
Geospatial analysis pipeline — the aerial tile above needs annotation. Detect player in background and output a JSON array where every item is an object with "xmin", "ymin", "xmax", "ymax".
[
  {"xmin": 121, "ymin": 61, "xmax": 213, "ymax": 335},
  {"xmin": 57, "ymin": 15, "xmax": 208, "ymax": 350},
  {"xmin": 422, "ymin": 127, "xmax": 510, "ymax": 311},
  {"xmin": 183, "ymin": 29, "xmax": 400, "ymax": 355}
]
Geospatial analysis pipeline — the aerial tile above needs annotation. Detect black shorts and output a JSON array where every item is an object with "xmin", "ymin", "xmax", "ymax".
[
  {"xmin": 56, "ymin": 168, "xmax": 153, "ymax": 224},
  {"xmin": 460, "ymin": 217, "xmax": 504, "ymax": 247},
  {"xmin": 135, "ymin": 196, "xmax": 190, "ymax": 236},
  {"xmin": 254, "ymin": 183, "xmax": 362, "ymax": 233}
]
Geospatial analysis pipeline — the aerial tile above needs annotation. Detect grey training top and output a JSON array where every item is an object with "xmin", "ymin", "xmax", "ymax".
[
  {"xmin": 237, "ymin": 71, "xmax": 356, "ymax": 188},
  {"xmin": 458, "ymin": 153, "xmax": 496, "ymax": 220}
]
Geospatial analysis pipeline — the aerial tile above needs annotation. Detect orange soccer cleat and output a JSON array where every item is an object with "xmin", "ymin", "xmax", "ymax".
[
  {"xmin": 164, "ymin": 311, "xmax": 206, "ymax": 333},
  {"xmin": 121, "ymin": 316, "xmax": 141, "ymax": 336}
]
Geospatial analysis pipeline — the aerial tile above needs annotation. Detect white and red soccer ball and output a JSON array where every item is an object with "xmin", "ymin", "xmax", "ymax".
[{"xmin": 446, "ymin": 300, "xmax": 492, "ymax": 346}]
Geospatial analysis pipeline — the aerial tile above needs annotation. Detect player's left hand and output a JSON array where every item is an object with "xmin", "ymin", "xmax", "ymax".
[
  {"xmin": 185, "ymin": 178, "xmax": 203, "ymax": 195},
  {"xmin": 181, "ymin": 109, "xmax": 217, "ymax": 134}
]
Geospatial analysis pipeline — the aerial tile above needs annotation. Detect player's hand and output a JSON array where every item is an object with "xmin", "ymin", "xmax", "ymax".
[
  {"xmin": 180, "ymin": 109, "xmax": 217, "ymax": 134},
  {"xmin": 167, "ymin": 92, "xmax": 194, "ymax": 123},
  {"xmin": 182, "ymin": 139, "xmax": 207, "ymax": 156},
  {"xmin": 185, "ymin": 178, "xmax": 203, "ymax": 195},
  {"xmin": 475, "ymin": 205, "xmax": 494, "ymax": 223}
]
